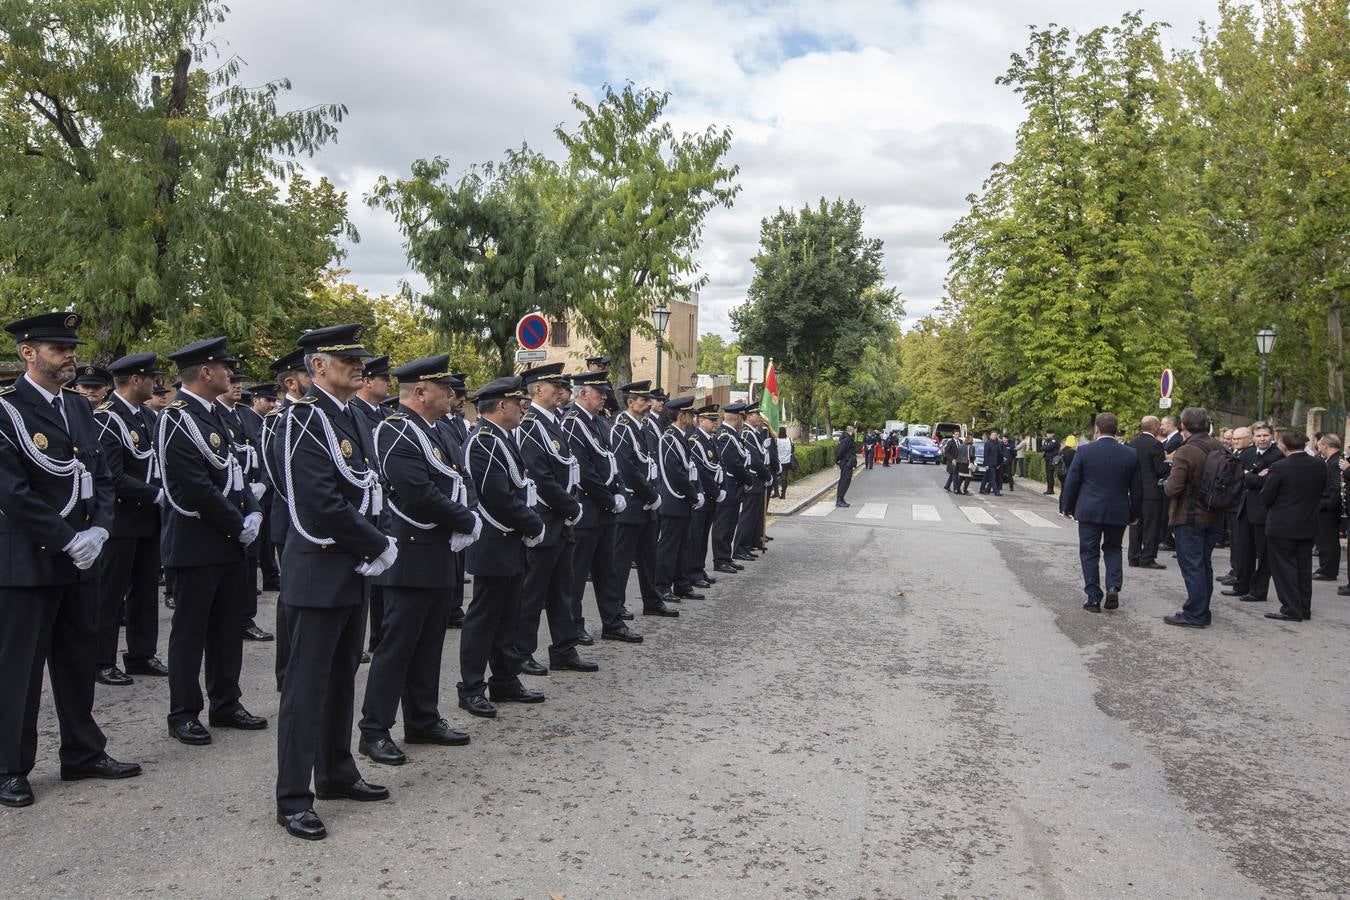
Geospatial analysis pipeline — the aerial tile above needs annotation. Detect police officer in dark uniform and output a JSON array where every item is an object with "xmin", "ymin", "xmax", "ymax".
[
  {"xmin": 68, "ymin": 364, "xmax": 112, "ymax": 406},
  {"xmin": 609, "ymin": 381, "xmax": 679, "ymax": 619},
  {"xmin": 276, "ymin": 325, "xmax": 395, "ymax": 841},
  {"xmin": 92, "ymin": 352, "xmax": 169, "ymax": 686},
  {"xmin": 244, "ymin": 383, "xmax": 280, "ymax": 592},
  {"xmin": 735, "ymin": 403, "xmax": 772, "ymax": 559},
  {"xmin": 712, "ymin": 402, "xmax": 756, "ymax": 573},
  {"xmin": 442, "ymin": 373, "xmax": 472, "ymax": 629},
  {"xmin": 262, "ymin": 349, "xmax": 310, "ymax": 690},
  {"xmin": 458, "ymin": 375, "xmax": 546, "ymax": 718},
  {"xmin": 685, "ymin": 404, "xmax": 724, "ymax": 588},
  {"xmin": 637, "ymin": 389, "xmax": 668, "ymax": 607},
  {"xmin": 358, "ymin": 356, "xmax": 481, "ymax": 766},
  {"xmin": 219, "ymin": 366, "xmax": 273, "ymax": 643},
  {"xmin": 513, "ymin": 364, "xmax": 599, "ymax": 676},
  {"xmin": 656, "ymin": 396, "xmax": 704, "ymax": 601},
  {"xmin": 350, "ymin": 355, "xmax": 392, "ymax": 657},
  {"xmin": 159, "ymin": 337, "xmax": 267, "ymax": 746},
  {"xmin": 562, "ymin": 371, "xmax": 640, "ymax": 644},
  {"xmin": 0, "ymin": 313, "xmax": 141, "ymax": 808}
]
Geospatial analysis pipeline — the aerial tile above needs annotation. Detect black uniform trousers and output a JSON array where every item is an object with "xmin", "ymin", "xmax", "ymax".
[
  {"xmin": 459, "ymin": 573, "xmax": 525, "ymax": 698},
  {"xmin": 837, "ymin": 465, "xmax": 855, "ymax": 503},
  {"xmin": 609, "ymin": 520, "xmax": 656, "ymax": 611},
  {"xmin": 1267, "ymin": 536, "xmax": 1314, "ymax": 620},
  {"xmin": 515, "ymin": 540, "xmax": 580, "ymax": 666},
  {"xmin": 96, "ymin": 534, "xmax": 160, "ymax": 668},
  {"xmin": 1315, "ymin": 511, "xmax": 1341, "ymax": 578},
  {"xmin": 166, "ymin": 563, "xmax": 247, "ymax": 726},
  {"xmin": 711, "ymin": 497, "xmax": 740, "ymax": 563},
  {"xmin": 359, "ymin": 586, "xmax": 448, "ymax": 740},
  {"xmin": 1234, "ymin": 518, "xmax": 1272, "ymax": 600},
  {"xmin": 735, "ymin": 489, "xmax": 763, "ymax": 554},
  {"xmin": 656, "ymin": 514, "xmax": 691, "ymax": 595},
  {"xmin": 635, "ymin": 517, "xmax": 660, "ymax": 603},
  {"xmin": 570, "ymin": 524, "xmax": 624, "ymax": 633},
  {"xmin": 687, "ymin": 504, "xmax": 714, "ymax": 580},
  {"xmin": 1229, "ymin": 512, "xmax": 1253, "ymax": 584},
  {"xmin": 258, "ymin": 505, "xmax": 280, "ymax": 589},
  {"xmin": 274, "ymin": 534, "xmax": 290, "ymax": 691},
  {"xmin": 1127, "ymin": 498, "xmax": 1164, "ymax": 565},
  {"xmin": 367, "ymin": 585, "xmax": 385, "ymax": 652},
  {"xmin": 448, "ymin": 551, "xmax": 466, "ymax": 625},
  {"xmin": 275, "ymin": 600, "xmax": 365, "ymax": 815},
  {"xmin": 0, "ymin": 583, "xmax": 107, "ymax": 777},
  {"xmin": 242, "ymin": 541, "xmax": 261, "ymax": 623}
]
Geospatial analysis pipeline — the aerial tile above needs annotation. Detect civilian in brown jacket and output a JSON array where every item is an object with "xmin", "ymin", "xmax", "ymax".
[{"xmin": 1162, "ymin": 407, "xmax": 1223, "ymax": 627}]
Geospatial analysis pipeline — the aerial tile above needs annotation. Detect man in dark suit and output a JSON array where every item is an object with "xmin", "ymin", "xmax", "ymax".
[
  {"xmin": 685, "ymin": 405, "xmax": 723, "ymax": 589},
  {"xmin": 160, "ymin": 338, "xmax": 267, "ymax": 746},
  {"xmin": 358, "ymin": 356, "xmax": 481, "ymax": 767},
  {"xmin": 1313, "ymin": 434, "xmax": 1343, "ymax": 580},
  {"xmin": 1221, "ymin": 423, "xmax": 1281, "ymax": 603},
  {"xmin": 351, "ymin": 355, "xmax": 391, "ymax": 655},
  {"xmin": 218, "ymin": 367, "xmax": 272, "ymax": 643},
  {"xmin": 275, "ymin": 325, "xmax": 395, "ymax": 841},
  {"xmin": 656, "ymin": 396, "xmax": 702, "ymax": 601},
  {"xmin": 1261, "ymin": 431, "xmax": 1332, "ymax": 622},
  {"xmin": 245, "ymin": 383, "xmax": 280, "ymax": 593},
  {"xmin": 1041, "ymin": 430, "xmax": 1061, "ymax": 495},
  {"xmin": 262, "ymin": 349, "xmax": 311, "ymax": 691},
  {"xmin": 835, "ymin": 424, "xmax": 857, "ymax": 507},
  {"xmin": 1059, "ymin": 413, "xmax": 1143, "ymax": 612},
  {"xmin": 608, "ymin": 381, "xmax": 678, "ymax": 618},
  {"xmin": 712, "ymin": 403, "xmax": 756, "ymax": 566},
  {"xmin": 92, "ymin": 352, "xmax": 169, "ymax": 686},
  {"xmin": 443, "ymin": 374, "xmax": 472, "ymax": 629},
  {"xmin": 1127, "ymin": 416, "xmax": 1168, "ymax": 570},
  {"xmin": 0, "ymin": 313, "xmax": 142, "ymax": 808},
  {"xmin": 734, "ymin": 404, "xmax": 771, "ymax": 558},
  {"xmin": 980, "ymin": 429, "xmax": 1003, "ymax": 496}
]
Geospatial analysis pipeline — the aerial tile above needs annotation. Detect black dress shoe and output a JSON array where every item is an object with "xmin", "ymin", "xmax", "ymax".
[
  {"xmin": 1163, "ymin": 614, "xmax": 1207, "ymax": 627},
  {"xmin": 1338, "ymin": 585, "xmax": 1350, "ymax": 596},
  {"xmin": 124, "ymin": 655, "xmax": 169, "ymax": 676},
  {"xmin": 1216, "ymin": 575, "xmax": 1237, "ymax": 586},
  {"xmin": 733, "ymin": 552, "xmax": 757, "ymax": 562},
  {"xmin": 660, "ymin": 594, "xmax": 681, "ymax": 604},
  {"xmin": 764, "ymin": 535, "xmax": 774, "ymax": 541},
  {"xmin": 1141, "ymin": 561, "xmax": 1166, "ymax": 570},
  {"xmin": 836, "ymin": 501, "xmax": 851, "ymax": 508},
  {"xmin": 278, "ymin": 809, "xmax": 327, "ymax": 840},
  {"xmin": 602, "ymin": 626, "xmax": 644, "ymax": 643},
  {"xmin": 1264, "ymin": 611, "xmax": 1304, "ymax": 621},
  {"xmin": 96, "ymin": 666, "xmax": 134, "ymax": 686},
  {"xmin": 358, "ymin": 736, "xmax": 407, "ymax": 765},
  {"xmin": 262, "ymin": 581, "xmax": 281, "ymax": 592},
  {"xmin": 1127, "ymin": 560, "xmax": 1139, "ymax": 568},
  {"xmin": 577, "ymin": 629, "xmax": 595, "ymax": 646},
  {"xmin": 360, "ymin": 651, "xmax": 371, "ymax": 664},
  {"xmin": 1104, "ymin": 589, "xmax": 1120, "ymax": 610},
  {"xmin": 209, "ymin": 708, "xmax": 268, "ymax": 730},
  {"xmin": 490, "ymin": 685, "xmax": 546, "ymax": 704},
  {"xmin": 551, "ymin": 655, "xmax": 599, "ymax": 673},
  {"xmin": 1082, "ymin": 601, "xmax": 1101, "ymax": 613},
  {"xmin": 643, "ymin": 602, "xmax": 679, "ymax": 618},
  {"xmin": 675, "ymin": 589, "xmax": 706, "ymax": 600},
  {"xmin": 1220, "ymin": 588, "xmax": 1247, "ymax": 596},
  {"xmin": 243, "ymin": 624, "xmax": 275, "ymax": 641},
  {"xmin": 1158, "ymin": 543, "xmax": 1175, "ymax": 552},
  {"xmin": 713, "ymin": 562, "xmax": 739, "ymax": 574},
  {"xmin": 60, "ymin": 753, "xmax": 142, "ymax": 781},
  {"xmin": 459, "ymin": 694, "xmax": 498, "ymax": 718},
  {"xmin": 620, "ymin": 609, "xmax": 634, "ymax": 621},
  {"xmin": 164, "ymin": 595, "xmax": 176, "ymax": 610},
  {"xmin": 315, "ymin": 778, "xmax": 390, "ymax": 802},
  {"xmin": 1312, "ymin": 573, "xmax": 1337, "ymax": 581},
  {"xmin": 404, "ymin": 719, "xmax": 470, "ymax": 746},
  {"xmin": 692, "ymin": 579, "xmax": 713, "ymax": 589},
  {"xmin": 0, "ymin": 775, "xmax": 34, "ymax": 807},
  {"xmin": 1239, "ymin": 594, "xmax": 1267, "ymax": 602},
  {"xmin": 169, "ymin": 719, "xmax": 212, "ymax": 745},
  {"xmin": 446, "ymin": 611, "xmax": 465, "ymax": 629},
  {"xmin": 519, "ymin": 658, "xmax": 549, "ymax": 676}
]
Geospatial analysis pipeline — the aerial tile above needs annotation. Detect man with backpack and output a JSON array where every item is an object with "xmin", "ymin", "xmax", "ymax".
[{"xmin": 1162, "ymin": 407, "xmax": 1237, "ymax": 628}]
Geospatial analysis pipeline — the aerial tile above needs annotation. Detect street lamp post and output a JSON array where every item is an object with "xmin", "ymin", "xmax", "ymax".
[
  {"xmin": 1256, "ymin": 326, "xmax": 1277, "ymax": 422},
  {"xmin": 652, "ymin": 304, "xmax": 671, "ymax": 394}
]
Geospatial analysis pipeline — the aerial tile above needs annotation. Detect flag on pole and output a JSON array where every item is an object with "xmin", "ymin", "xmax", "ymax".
[{"xmin": 763, "ymin": 360, "xmax": 781, "ymax": 432}]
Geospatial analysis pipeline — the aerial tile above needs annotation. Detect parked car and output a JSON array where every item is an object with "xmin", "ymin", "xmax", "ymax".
[{"xmin": 899, "ymin": 436, "xmax": 941, "ymax": 464}]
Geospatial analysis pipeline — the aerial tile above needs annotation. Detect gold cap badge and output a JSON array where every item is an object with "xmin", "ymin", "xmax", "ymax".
[{"xmin": 33, "ymin": 432, "xmax": 48, "ymax": 450}]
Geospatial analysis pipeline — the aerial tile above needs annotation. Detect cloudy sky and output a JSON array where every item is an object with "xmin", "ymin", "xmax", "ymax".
[{"xmin": 217, "ymin": 0, "xmax": 1216, "ymax": 337}]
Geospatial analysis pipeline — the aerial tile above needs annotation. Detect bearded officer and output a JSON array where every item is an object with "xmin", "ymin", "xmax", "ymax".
[
  {"xmin": 685, "ymin": 405, "xmax": 724, "ymax": 589},
  {"xmin": 655, "ymin": 396, "xmax": 704, "ymax": 602},
  {"xmin": 358, "ymin": 356, "xmax": 481, "ymax": 766},
  {"xmin": 276, "ymin": 324, "xmax": 396, "ymax": 841},
  {"xmin": 712, "ymin": 402, "xmax": 756, "ymax": 574},
  {"xmin": 457, "ymin": 376, "xmax": 546, "ymax": 718},
  {"xmin": 0, "ymin": 313, "xmax": 141, "ymax": 808},
  {"xmin": 159, "ymin": 337, "xmax": 267, "ymax": 746},
  {"xmin": 92, "ymin": 352, "xmax": 169, "ymax": 686},
  {"xmin": 513, "ymin": 364, "xmax": 599, "ymax": 676}
]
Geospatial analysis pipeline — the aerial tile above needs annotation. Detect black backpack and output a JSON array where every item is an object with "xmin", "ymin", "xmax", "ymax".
[{"xmin": 1194, "ymin": 448, "xmax": 1246, "ymax": 513}]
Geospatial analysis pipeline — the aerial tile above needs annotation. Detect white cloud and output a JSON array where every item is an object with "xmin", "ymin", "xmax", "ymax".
[{"xmin": 216, "ymin": 0, "xmax": 1217, "ymax": 337}]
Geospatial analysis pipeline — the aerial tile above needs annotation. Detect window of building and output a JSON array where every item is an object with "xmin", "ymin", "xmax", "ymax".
[{"xmin": 551, "ymin": 320, "xmax": 568, "ymax": 347}]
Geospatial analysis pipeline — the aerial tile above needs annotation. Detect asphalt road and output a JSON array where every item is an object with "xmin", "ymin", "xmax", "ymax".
[{"xmin": 3, "ymin": 461, "xmax": 1348, "ymax": 898}]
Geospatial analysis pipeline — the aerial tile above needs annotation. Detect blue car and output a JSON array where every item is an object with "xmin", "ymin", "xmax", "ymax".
[{"xmin": 899, "ymin": 436, "xmax": 941, "ymax": 464}]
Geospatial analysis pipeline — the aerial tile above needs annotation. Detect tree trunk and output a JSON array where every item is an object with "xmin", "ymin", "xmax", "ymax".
[{"xmin": 1326, "ymin": 294, "xmax": 1345, "ymax": 429}]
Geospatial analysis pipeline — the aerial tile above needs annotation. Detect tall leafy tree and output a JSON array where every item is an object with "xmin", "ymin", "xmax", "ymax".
[{"xmin": 0, "ymin": 0, "xmax": 352, "ymax": 359}]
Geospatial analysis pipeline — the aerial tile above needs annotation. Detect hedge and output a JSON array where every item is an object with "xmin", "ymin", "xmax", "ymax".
[{"xmin": 786, "ymin": 439, "xmax": 838, "ymax": 483}]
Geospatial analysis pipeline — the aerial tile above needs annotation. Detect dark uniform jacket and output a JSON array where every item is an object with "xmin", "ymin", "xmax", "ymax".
[
  {"xmin": 279, "ymin": 388, "xmax": 387, "ymax": 606},
  {"xmin": 350, "ymin": 394, "xmax": 388, "ymax": 434},
  {"xmin": 716, "ymin": 423, "xmax": 755, "ymax": 500},
  {"xmin": 158, "ymin": 389, "xmax": 260, "ymax": 567},
  {"xmin": 835, "ymin": 432, "xmax": 857, "ymax": 469},
  {"xmin": 0, "ymin": 378, "xmax": 115, "ymax": 586},
  {"xmin": 463, "ymin": 418, "xmax": 544, "ymax": 574},
  {"xmin": 261, "ymin": 397, "xmax": 295, "ymax": 545},
  {"xmin": 515, "ymin": 407, "xmax": 581, "ymax": 548},
  {"xmin": 687, "ymin": 426, "xmax": 723, "ymax": 501},
  {"xmin": 94, "ymin": 393, "xmax": 161, "ymax": 538},
  {"xmin": 562, "ymin": 406, "xmax": 622, "ymax": 530},
  {"xmin": 1128, "ymin": 433, "xmax": 1167, "ymax": 502},
  {"xmin": 1239, "ymin": 444, "xmax": 1284, "ymax": 525},
  {"xmin": 743, "ymin": 426, "xmax": 772, "ymax": 488},
  {"xmin": 657, "ymin": 423, "xmax": 698, "ymax": 517},
  {"xmin": 1261, "ymin": 451, "xmax": 1333, "ymax": 541},
  {"xmin": 373, "ymin": 411, "xmax": 478, "ymax": 587},
  {"xmin": 612, "ymin": 411, "xmax": 658, "ymax": 525}
]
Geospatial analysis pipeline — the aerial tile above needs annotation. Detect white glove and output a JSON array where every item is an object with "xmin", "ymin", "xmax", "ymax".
[
  {"xmin": 63, "ymin": 528, "xmax": 106, "ymax": 570},
  {"xmin": 717, "ymin": 489, "xmax": 727, "ymax": 503},
  {"xmin": 250, "ymin": 482, "xmax": 267, "ymax": 500},
  {"xmin": 695, "ymin": 493, "xmax": 705, "ymax": 510},
  {"xmin": 644, "ymin": 495, "xmax": 662, "ymax": 511},
  {"xmin": 356, "ymin": 536, "xmax": 399, "ymax": 577},
  {"xmin": 612, "ymin": 493, "xmax": 628, "ymax": 514},
  {"xmin": 523, "ymin": 524, "xmax": 546, "ymax": 548},
  {"xmin": 450, "ymin": 513, "xmax": 482, "ymax": 553},
  {"xmin": 155, "ymin": 489, "xmax": 165, "ymax": 507},
  {"xmin": 239, "ymin": 511, "xmax": 263, "ymax": 546}
]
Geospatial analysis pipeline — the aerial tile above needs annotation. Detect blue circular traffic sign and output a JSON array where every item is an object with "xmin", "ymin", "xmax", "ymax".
[
  {"xmin": 516, "ymin": 313, "xmax": 549, "ymax": 350},
  {"xmin": 1160, "ymin": 368, "xmax": 1174, "ymax": 398}
]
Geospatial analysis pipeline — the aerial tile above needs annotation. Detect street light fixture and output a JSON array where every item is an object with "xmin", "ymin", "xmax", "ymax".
[
  {"xmin": 1256, "ymin": 326, "xmax": 1276, "ymax": 422},
  {"xmin": 652, "ymin": 304, "xmax": 671, "ymax": 394}
]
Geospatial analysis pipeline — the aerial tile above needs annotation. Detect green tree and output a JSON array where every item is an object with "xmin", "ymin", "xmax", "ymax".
[
  {"xmin": 829, "ymin": 321, "xmax": 909, "ymax": 427},
  {"xmin": 556, "ymin": 84, "xmax": 740, "ymax": 381},
  {"xmin": 732, "ymin": 199, "xmax": 901, "ymax": 434},
  {"xmin": 696, "ymin": 332, "xmax": 746, "ymax": 387},
  {"xmin": 0, "ymin": 0, "xmax": 352, "ymax": 360}
]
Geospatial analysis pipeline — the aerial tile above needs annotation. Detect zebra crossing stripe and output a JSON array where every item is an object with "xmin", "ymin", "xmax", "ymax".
[
  {"xmin": 960, "ymin": 506, "xmax": 998, "ymax": 525},
  {"xmin": 800, "ymin": 501, "xmax": 834, "ymax": 517},
  {"xmin": 1010, "ymin": 509, "xmax": 1059, "ymax": 528},
  {"xmin": 912, "ymin": 504, "xmax": 941, "ymax": 521}
]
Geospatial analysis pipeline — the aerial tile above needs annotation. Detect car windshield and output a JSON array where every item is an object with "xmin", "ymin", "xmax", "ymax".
[{"xmin": 909, "ymin": 437, "xmax": 936, "ymax": 447}]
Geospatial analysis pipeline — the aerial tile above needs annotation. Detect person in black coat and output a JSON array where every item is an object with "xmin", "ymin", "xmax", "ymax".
[
  {"xmin": 351, "ymin": 356, "xmax": 392, "ymax": 654},
  {"xmin": 357, "ymin": 356, "xmax": 481, "ymax": 767},
  {"xmin": 275, "ymin": 325, "xmax": 394, "ymax": 841},
  {"xmin": 1059, "ymin": 413, "xmax": 1143, "ymax": 611},
  {"xmin": 219, "ymin": 369, "xmax": 272, "ymax": 643},
  {"xmin": 835, "ymin": 425, "xmax": 857, "ymax": 507},
  {"xmin": 712, "ymin": 403, "xmax": 756, "ymax": 567},
  {"xmin": 1041, "ymin": 430, "xmax": 1061, "ymax": 495},
  {"xmin": 1221, "ymin": 423, "xmax": 1282, "ymax": 603},
  {"xmin": 1127, "ymin": 416, "xmax": 1168, "ymax": 569},
  {"xmin": 685, "ymin": 406, "xmax": 724, "ymax": 587},
  {"xmin": 0, "ymin": 313, "xmax": 142, "ymax": 809},
  {"xmin": 980, "ymin": 429, "xmax": 1003, "ymax": 496},
  {"xmin": 1313, "ymin": 434, "xmax": 1343, "ymax": 580},
  {"xmin": 735, "ymin": 405, "xmax": 772, "ymax": 557},
  {"xmin": 1260, "ymin": 431, "xmax": 1333, "ymax": 621},
  {"xmin": 656, "ymin": 396, "xmax": 703, "ymax": 600}
]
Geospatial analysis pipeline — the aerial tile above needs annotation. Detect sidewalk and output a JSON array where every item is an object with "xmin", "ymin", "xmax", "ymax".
[{"xmin": 768, "ymin": 456, "xmax": 865, "ymax": 516}]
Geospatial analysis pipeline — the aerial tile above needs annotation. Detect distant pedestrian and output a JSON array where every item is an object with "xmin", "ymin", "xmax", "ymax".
[
  {"xmin": 1162, "ymin": 407, "xmax": 1223, "ymax": 628},
  {"xmin": 958, "ymin": 436, "xmax": 974, "ymax": 494},
  {"xmin": 942, "ymin": 435, "xmax": 960, "ymax": 492},
  {"xmin": 1260, "ymin": 431, "xmax": 1331, "ymax": 622},
  {"xmin": 1041, "ymin": 429, "xmax": 1060, "ymax": 495},
  {"xmin": 1313, "ymin": 434, "xmax": 1342, "ymax": 581},
  {"xmin": 1059, "ymin": 413, "xmax": 1142, "ymax": 612},
  {"xmin": 980, "ymin": 430, "xmax": 1002, "ymax": 496},
  {"xmin": 862, "ymin": 429, "xmax": 876, "ymax": 471},
  {"xmin": 775, "ymin": 427, "xmax": 794, "ymax": 500},
  {"xmin": 835, "ymin": 425, "xmax": 857, "ymax": 508},
  {"xmin": 1015, "ymin": 434, "xmax": 1029, "ymax": 478}
]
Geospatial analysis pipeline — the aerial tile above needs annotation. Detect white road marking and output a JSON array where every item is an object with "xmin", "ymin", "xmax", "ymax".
[
  {"xmin": 801, "ymin": 501, "xmax": 835, "ymax": 517},
  {"xmin": 857, "ymin": 502, "xmax": 888, "ymax": 519},
  {"xmin": 960, "ymin": 506, "xmax": 998, "ymax": 525},
  {"xmin": 1010, "ymin": 509, "xmax": 1060, "ymax": 528},
  {"xmin": 912, "ymin": 504, "xmax": 941, "ymax": 521}
]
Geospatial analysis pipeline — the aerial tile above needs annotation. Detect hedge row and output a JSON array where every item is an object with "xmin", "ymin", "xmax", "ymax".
[{"xmin": 786, "ymin": 439, "xmax": 839, "ymax": 483}]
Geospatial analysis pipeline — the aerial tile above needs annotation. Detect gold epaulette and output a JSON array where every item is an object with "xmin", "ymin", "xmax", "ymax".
[
  {"xmin": 294, "ymin": 396, "xmax": 317, "ymax": 405},
  {"xmin": 0, "ymin": 385, "xmax": 14, "ymax": 397},
  {"xmin": 169, "ymin": 399, "xmax": 188, "ymax": 410},
  {"xmin": 386, "ymin": 412, "xmax": 408, "ymax": 421}
]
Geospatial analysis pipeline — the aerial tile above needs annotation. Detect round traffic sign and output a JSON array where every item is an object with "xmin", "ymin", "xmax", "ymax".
[
  {"xmin": 1160, "ymin": 368, "xmax": 1174, "ymax": 399},
  {"xmin": 516, "ymin": 313, "xmax": 549, "ymax": 351}
]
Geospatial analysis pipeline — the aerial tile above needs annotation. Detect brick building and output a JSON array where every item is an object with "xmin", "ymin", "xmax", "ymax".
[{"xmin": 536, "ymin": 294, "xmax": 700, "ymax": 396}]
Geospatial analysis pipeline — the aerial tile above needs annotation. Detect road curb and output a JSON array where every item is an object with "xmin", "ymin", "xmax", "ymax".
[{"xmin": 773, "ymin": 470, "xmax": 849, "ymax": 515}]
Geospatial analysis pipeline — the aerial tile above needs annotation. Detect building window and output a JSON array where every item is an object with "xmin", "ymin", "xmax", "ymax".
[{"xmin": 551, "ymin": 320, "xmax": 568, "ymax": 347}]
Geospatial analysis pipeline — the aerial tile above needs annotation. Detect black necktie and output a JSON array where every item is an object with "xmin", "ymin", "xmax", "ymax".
[{"xmin": 50, "ymin": 395, "xmax": 67, "ymax": 428}]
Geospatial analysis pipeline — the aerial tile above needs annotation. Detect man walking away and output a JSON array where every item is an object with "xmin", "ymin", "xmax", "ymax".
[
  {"xmin": 1042, "ymin": 430, "xmax": 1060, "ymax": 495},
  {"xmin": 1261, "ymin": 431, "xmax": 1332, "ymax": 622},
  {"xmin": 1162, "ymin": 407, "xmax": 1223, "ymax": 628},
  {"xmin": 980, "ymin": 430, "xmax": 1002, "ymax": 496},
  {"xmin": 1060, "ymin": 413, "xmax": 1142, "ymax": 612},
  {"xmin": 1313, "ymin": 434, "xmax": 1343, "ymax": 581},
  {"xmin": 862, "ymin": 429, "xmax": 876, "ymax": 471},
  {"xmin": 1127, "ymin": 416, "xmax": 1168, "ymax": 570},
  {"xmin": 835, "ymin": 425, "xmax": 857, "ymax": 508},
  {"xmin": 942, "ymin": 435, "xmax": 960, "ymax": 493}
]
